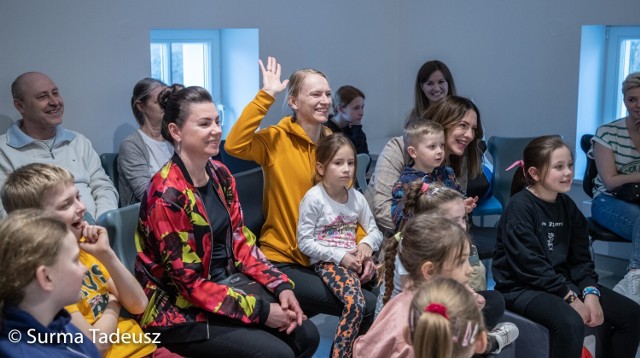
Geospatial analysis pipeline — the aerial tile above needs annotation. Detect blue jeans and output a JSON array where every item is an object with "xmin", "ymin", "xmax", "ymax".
[{"xmin": 591, "ymin": 194, "xmax": 640, "ymax": 269}]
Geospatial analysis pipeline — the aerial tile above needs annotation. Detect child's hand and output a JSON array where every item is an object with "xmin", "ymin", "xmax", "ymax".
[
  {"xmin": 340, "ymin": 252, "xmax": 362, "ymax": 273},
  {"xmin": 583, "ymin": 295, "xmax": 604, "ymax": 327},
  {"xmin": 78, "ymin": 223, "xmax": 113, "ymax": 260},
  {"xmin": 569, "ymin": 298, "xmax": 591, "ymax": 324},
  {"xmin": 355, "ymin": 243, "xmax": 373, "ymax": 263},
  {"xmin": 463, "ymin": 196, "xmax": 478, "ymax": 213},
  {"xmin": 359, "ymin": 259, "xmax": 375, "ymax": 284}
]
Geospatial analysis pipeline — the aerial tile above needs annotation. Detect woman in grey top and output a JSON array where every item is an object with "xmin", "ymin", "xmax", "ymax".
[{"xmin": 117, "ymin": 78, "xmax": 173, "ymax": 206}]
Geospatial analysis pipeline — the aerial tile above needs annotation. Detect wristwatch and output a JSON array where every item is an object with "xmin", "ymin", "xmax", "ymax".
[{"xmin": 565, "ymin": 292, "xmax": 578, "ymax": 304}]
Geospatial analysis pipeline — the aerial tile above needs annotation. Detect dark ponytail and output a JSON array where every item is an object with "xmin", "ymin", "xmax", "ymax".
[{"xmin": 158, "ymin": 85, "xmax": 213, "ymax": 143}]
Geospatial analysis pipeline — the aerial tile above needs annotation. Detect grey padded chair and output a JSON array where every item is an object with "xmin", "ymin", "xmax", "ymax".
[
  {"xmin": 99, "ymin": 152, "xmax": 119, "ymax": 192},
  {"xmin": 487, "ymin": 136, "xmax": 537, "ymax": 210},
  {"xmin": 356, "ymin": 153, "xmax": 371, "ymax": 192},
  {"xmin": 234, "ymin": 167, "xmax": 265, "ymax": 242},
  {"xmin": 97, "ymin": 203, "xmax": 141, "ymax": 273},
  {"xmin": 580, "ymin": 134, "xmax": 628, "ymax": 245}
]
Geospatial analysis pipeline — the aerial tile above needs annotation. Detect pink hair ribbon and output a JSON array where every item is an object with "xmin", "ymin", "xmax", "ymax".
[
  {"xmin": 424, "ymin": 303, "xmax": 448, "ymax": 319},
  {"xmin": 421, "ymin": 182, "xmax": 429, "ymax": 193},
  {"xmin": 506, "ymin": 160, "xmax": 524, "ymax": 172}
]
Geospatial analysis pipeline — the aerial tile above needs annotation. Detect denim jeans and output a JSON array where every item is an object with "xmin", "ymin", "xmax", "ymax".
[{"xmin": 591, "ymin": 194, "xmax": 640, "ymax": 269}]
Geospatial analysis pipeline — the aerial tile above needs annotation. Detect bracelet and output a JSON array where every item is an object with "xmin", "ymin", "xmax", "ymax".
[
  {"xmin": 582, "ymin": 287, "xmax": 601, "ymax": 298},
  {"xmin": 564, "ymin": 292, "xmax": 578, "ymax": 304}
]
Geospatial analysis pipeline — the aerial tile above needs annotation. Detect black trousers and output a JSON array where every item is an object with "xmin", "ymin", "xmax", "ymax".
[
  {"xmin": 512, "ymin": 285, "xmax": 640, "ymax": 358},
  {"xmin": 162, "ymin": 317, "xmax": 319, "ymax": 358}
]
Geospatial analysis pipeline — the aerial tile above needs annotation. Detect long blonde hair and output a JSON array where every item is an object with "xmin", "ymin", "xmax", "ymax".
[
  {"xmin": 409, "ymin": 277, "xmax": 485, "ymax": 358},
  {"xmin": 0, "ymin": 209, "xmax": 69, "ymax": 321}
]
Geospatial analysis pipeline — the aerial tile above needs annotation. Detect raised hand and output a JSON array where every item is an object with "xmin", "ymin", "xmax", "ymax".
[{"xmin": 259, "ymin": 56, "xmax": 289, "ymax": 97}]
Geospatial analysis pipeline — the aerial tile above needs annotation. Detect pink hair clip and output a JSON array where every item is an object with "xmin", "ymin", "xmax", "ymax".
[
  {"xmin": 506, "ymin": 159, "xmax": 524, "ymax": 171},
  {"xmin": 421, "ymin": 182, "xmax": 429, "ymax": 193},
  {"xmin": 424, "ymin": 303, "xmax": 448, "ymax": 319}
]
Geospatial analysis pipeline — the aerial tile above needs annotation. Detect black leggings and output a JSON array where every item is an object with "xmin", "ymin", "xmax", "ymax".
[
  {"xmin": 513, "ymin": 285, "xmax": 640, "ymax": 358},
  {"xmin": 162, "ymin": 318, "xmax": 319, "ymax": 358},
  {"xmin": 274, "ymin": 262, "xmax": 377, "ymax": 333},
  {"xmin": 477, "ymin": 290, "xmax": 505, "ymax": 329}
]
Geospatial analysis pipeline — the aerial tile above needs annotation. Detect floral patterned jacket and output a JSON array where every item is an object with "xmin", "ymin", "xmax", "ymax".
[{"xmin": 134, "ymin": 154, "xmax": 292, "ymax": 342}]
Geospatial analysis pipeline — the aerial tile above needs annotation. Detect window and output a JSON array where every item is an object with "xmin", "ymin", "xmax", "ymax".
[
  {"xmin": 149, "ymin": 29, "xmax": 259, "ymax": 138},
  {"xmin": 575, "ymin": 25, "xmax": 640, "ymax": 179},
  {"xmin": 150, "ymin": 30, "xmax": 220, "ymax": 102},
  {"xmin": 603, "ymin": 26, "xmax": 640, "ymax": 122}
]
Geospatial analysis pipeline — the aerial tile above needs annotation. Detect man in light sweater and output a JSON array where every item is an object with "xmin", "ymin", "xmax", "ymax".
[{"xmin": 0, "ymin": 72, "xmax": 117, "ymax": 219}]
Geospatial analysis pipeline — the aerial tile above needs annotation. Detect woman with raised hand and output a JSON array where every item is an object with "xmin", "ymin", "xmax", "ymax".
[
  {"xmin": 225, "ymin": 56, "xmax": 378, "ymax": 331},
  {"xmin": 135, "ymin": 84, "xmax": 318, "ymax": 358}
]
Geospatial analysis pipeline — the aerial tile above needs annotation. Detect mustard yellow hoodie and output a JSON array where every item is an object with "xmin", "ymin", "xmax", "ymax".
[{"xmin": 225, "ymin": 90, "xmax": 331, "ymax": 266}]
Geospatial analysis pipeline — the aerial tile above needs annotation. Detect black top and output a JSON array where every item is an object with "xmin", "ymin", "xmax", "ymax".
[
  {"xmin": 325, "ymin": 118, "xmax": 369, "ymax": 154},
  {"xmin": 196, "ymin": 178, "xmax": 230, "ymax": 282},
  {"xmin": 492, "ymin": 189, "xmax": 598, "ymax": 311}
]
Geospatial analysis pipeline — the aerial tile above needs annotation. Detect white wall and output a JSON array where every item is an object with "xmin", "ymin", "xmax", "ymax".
[{"xmin": 1, "ymin": 0, "xmax": 639, "ymax": 155}]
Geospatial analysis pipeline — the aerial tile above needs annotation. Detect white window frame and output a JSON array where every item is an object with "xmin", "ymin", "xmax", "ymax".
[
  {"xmin": 150, "ymin": 29, "xmax": 221, "ymax": 104},
  {"xmin": 603, "ymin": 26, "xmax": 640, "ymax": 124}
]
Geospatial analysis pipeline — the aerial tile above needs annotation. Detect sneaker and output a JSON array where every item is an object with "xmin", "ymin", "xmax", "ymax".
[
  {"xmin": 613, "ymin": 270, "xmax": 640, "ymax": 305},
  {"xmin": 488, "ymin": 322, "xmax": 519, "ymax": 354}
]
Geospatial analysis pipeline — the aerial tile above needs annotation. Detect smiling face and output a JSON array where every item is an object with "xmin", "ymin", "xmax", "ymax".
[
  {"xmin": 317, "ymin": 144, "xmax": 355, "ymax": 191},
  {"xmin": 13, "ymin": 73, "xmax": 64, "ymax": 140},
  {"xmin": 289, "ymin": 73, "xmax": 332, "ymax": 125},
  {"xmin": 339, "ymin": 96, "xmax": 365, "ymax": 125},
  {"xmin": 409, "ymin": 132, "xmax": 445, "ymax": 173},
  {"xmin": 624, "ymin": 87, "xmax": 640, "ymax": 126},
  {"xmin": 530, "ymin": 146, "xmax": 574, "ymax": 201},
  {"xmin": 42, "ymin": 183, "xmax": 86, "ymax": 240},
  {"xmin": 170, "ymin": 102, "xmax": 221, "ymax": 161},
  {"xmin": 446, "ymin": 110, "xmax": 477, "ymax": 157},
  {"xmin": 421, "ymin": 70, "xmax": 449, "ymax": 105}
]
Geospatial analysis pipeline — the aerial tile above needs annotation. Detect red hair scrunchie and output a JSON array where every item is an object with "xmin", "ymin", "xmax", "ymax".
[{"xmin": 424, "ymin": 303, "xmax": 449, "ymax": 319}]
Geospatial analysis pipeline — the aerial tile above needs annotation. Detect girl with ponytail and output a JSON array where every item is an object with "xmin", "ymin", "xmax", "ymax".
[
  {"xmin": 409, "ymin": 277, "xmax": 487, "ymax": 358},
  {"xmin": 493, "ymin": 135, "xmax": 640, "ymax": 358}
]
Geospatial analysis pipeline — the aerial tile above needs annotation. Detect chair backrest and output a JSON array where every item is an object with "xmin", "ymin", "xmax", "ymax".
[
  {"xmin": 580, "ymin": 134, "xmax": 597, "ymax": 199},
  {"xmin": 487, "ymin": 136, "xmax": 537, "ymax": 209},
  {"xmin": 234, "ymin": 167, "xmax": 265, "ymax": 241},
  {"xmin": 219, "ymin": 140, "xmax": 260, "ymax": 174},
  {"xmin": 97, "ymin": 203, "xmax": 141, "ymax": 273},
  {"xmin": 100, "ymin": 153, "xmax": 119, "ymax": 191},
  {"xmin": 356, "ymin": 153, "xmax": 371, "ymax": 192}
]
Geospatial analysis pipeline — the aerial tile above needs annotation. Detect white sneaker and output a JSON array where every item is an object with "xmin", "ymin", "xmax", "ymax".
[
  {"xmin": 613, "ymin": 270, "xmax": 640, "ymax": 305},
  {"xmin": 488, "ymin": 322, "xmax": 519, "ymax": 354}
]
